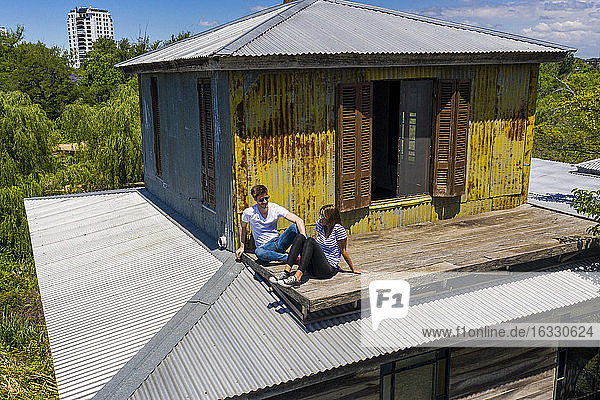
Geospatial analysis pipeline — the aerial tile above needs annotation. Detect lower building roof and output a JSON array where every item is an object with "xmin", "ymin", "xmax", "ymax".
[
  {"xmin": 124, "ymin": 257, "xmax": 600, "ymax": 400},
  {"xmin": 575, "ymin": 158, "xmax": 600, "ymax": 176},
  {"xmin": 528, "ymin": 158, "xmax": 600, "ymax": 217},
  {"xmin": 24, "ymin": 189, "xmax": 223, "ymax": 400},
  {"xmin": 26, "ymin": 160, "xmax": 600, "ymax": 399}
]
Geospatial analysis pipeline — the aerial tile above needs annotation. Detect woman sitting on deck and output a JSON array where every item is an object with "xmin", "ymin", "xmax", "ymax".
[{"xmin": 270, "ymin": 204, "xmax": 361, "ymax": 288}]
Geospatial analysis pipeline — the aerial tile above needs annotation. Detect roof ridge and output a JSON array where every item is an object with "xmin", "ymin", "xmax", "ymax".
[
  {"xmin": 215, "ymin": 0, "xmax": 318, "ymax": 56},
  {"xmin": 115, "ymin": 2, "xmax": 293, "ymax": 68},
  {"xmin": 91, "ymin": 190, "xmax": 245, "ymax": 399},
  {"xmin": 325, "ymin": 0, "xmax": 574, "ymax": 51}
]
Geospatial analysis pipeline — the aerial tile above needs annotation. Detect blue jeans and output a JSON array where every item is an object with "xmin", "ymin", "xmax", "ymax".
[{"xmin": 254, "ymin": 224, "xmax": 299, "ymax": 262}]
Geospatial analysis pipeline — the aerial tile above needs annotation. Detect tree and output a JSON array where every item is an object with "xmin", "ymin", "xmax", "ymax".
[
  {"xmin": 533, "ymin": 57, "xmax": 600, "ymax": 163},
  {"xmin": 162, "ymin": 31, "xmax": 192, "ymax": 47},
  {"xmin": 79, "ymin": 35, "xmax": 164, "ymax": 104},
  {"xmin": 0, "ymin": 27, "xmax": 76, "ymax": 119},
  {"xmin": 572, "ymin": 189, "xmax": 600, "ymax": 237},
  {"xmin": 80, "ymin": 37, "xmax": 127, "ymax": 103},
  {"xmin": 55, "ymin": 80, "xmax": 143, "ymax": 191},
  {"xmin": 0, "ymin": 26, "xmax": 24, "ymax": 91},
  {"xmin": 117, "ymin": 35, "xmax": 161, "ymax": 61},
  {"xmin": 10, "ymin": 42, "xmax": 77, "ymax": 119},
  {"xmin": 89, "ymin": 81, "xmax": 143, "ymax": 188},
  {"xmin": 0, "ymin": 91, "xmax": 57, "ymax": 259}
]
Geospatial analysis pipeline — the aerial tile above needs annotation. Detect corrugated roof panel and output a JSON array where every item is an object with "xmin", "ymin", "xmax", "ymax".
[
  {"xmin": 576, "ymin": 158, "xmax": 600, "ymax": 176},
  {"xmin": 116, "ymin": 4, "xmax": 293, "ymax": 67},
  {"xmin": 25, "ymin": 190, "xmax": 223, "ymax": 400},
  {"xmin": 131, "ymin": 259, "xmax": 600, "ymax": 400},
  {"xmin": 234, "ymin": 0, "xmax": 565, "ymax": 56},
  {"xmin": 117, "ymin": 0, "xmax": 570, "ymax": 68},
  {"xmin": 528, "ymin": 158, "xmax": 600, "ymax": 217}
]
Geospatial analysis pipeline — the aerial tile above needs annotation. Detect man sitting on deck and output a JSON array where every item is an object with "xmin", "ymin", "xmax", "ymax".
[{"xmin": 235, "ymin": 185, "xmax": 306, "ymax": 263}]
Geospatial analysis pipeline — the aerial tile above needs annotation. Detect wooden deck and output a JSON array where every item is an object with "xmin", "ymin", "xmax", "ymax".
[{"xmin": 242, "ymin": 205, "xmax": 598, "ymax": 321}]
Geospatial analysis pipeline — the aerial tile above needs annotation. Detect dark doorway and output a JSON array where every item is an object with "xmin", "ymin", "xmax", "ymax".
[{"xmin": 372, "ymin": 80, "xmax": 433, "ymax": 201}]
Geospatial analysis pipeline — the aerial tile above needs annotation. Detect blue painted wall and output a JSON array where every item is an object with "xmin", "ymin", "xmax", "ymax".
[{"xmin": 139, "ymin": 71, "xmax": 234, "ymax": 250}]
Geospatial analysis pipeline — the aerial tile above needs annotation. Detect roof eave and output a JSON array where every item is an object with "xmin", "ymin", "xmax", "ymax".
[{"xmin": 117, "ymin": 50, "xmax": 572, "ymax": 74}]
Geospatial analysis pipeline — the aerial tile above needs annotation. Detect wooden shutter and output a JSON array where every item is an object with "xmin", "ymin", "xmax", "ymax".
[
  {"xmin": 198, "ymin": 78, "xmax": 216, "ymax": 208},
  {"xmin": 432, "ymin": 80, "xmax": 470, "ymax": 197},
  {"xmin": 453, "ymin": 80, "xmax": 470, "ymax": 195},
  {"xmin": 150, "ymin": 76, "xmax": 162, "ymax": 177},
  {"xmin": 337, "ymin": 83, "xmax": 372, "ymax": 212}
]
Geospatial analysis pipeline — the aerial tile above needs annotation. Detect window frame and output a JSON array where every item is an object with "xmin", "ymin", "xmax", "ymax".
[
  {"xmin": 380, "ymin": 349, "xmax": 450, "ymax": 400},
  {"xmin": 395, "ymin": 78, "xmax": 435, "ymax": 198},
  {"xmin": 336, "ymin": 78, "xmax": 471, "ymax": 212}
]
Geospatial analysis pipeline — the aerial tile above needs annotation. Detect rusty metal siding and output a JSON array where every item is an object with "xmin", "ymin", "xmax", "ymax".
[
  {"xmin": 230, "ymin": 69, "xmax": 363, "ymax": 238},
  {"xmin": 140, "ymin": 72, "xmax": 233, "ymax": 244},
  {"xmin": 230, "ymin": 64, "xmax": 538, "ymax": 239}
]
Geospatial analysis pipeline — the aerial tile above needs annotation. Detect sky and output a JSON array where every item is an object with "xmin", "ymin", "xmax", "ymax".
[{"xmin": 1, "ymin": 0, "xmax": 599, "ymax": 58}]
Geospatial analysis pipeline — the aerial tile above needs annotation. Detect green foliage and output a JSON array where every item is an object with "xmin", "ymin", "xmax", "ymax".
[
  {"xmin": 0, "ymin": 26, "xmax": 24, "ymax": 91},
  {"xmin": 56, "ymin": 80, "xmax": 143, "ymax": 190},
  {"xmin": 162, "ymin": 31, "xmax": 192, "ymax": 47},
  {"xmin": 572, "ymin": 189, "xmax": 600, "ymax": 237},
  {"xmin": 116, "ymin": 35, "xmax": 162, "ymax": 60},
  {"xmin": 0, "ymin": 27, "xmax": 179, "ymax": 400},
  {"xmin": 80, "ymin": 37, "xmax": 128, "ymax": 103},
  {"xmin": 0, "ymin": 309, "xmax": 57, "ymax": 399},
  {"xmin": 0, "ymin": 252, "xmax": 55, "ymax": 399},
  {"xmin": 533, "ymin": 56, "xmax": 600, "ymax": 163},
  {"xmin": 0, "ymin": 91, "xmax": 56, "ymax": 183},
  {"xmin": 83, "ymin": 81, "xmax": 143, "ymax": 189},
  {"xmin": 0, "ymin": 91, "xmax": 57, "ymax": 260},
  {"xmin": 79, "ymin": 35, "xmax": 164, "ymax": 104},
  {"xmin": 0, "ymin": 35, "xmax": 77, "ymax": 119},
  {"xmin": 56, "ymin": 101, "xmax": 97, "ymax": 143}
]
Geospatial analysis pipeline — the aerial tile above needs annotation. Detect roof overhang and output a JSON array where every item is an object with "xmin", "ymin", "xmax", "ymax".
[{"xmin": 118, "ymin": 51, "xmax": 572, "ymax": 74}]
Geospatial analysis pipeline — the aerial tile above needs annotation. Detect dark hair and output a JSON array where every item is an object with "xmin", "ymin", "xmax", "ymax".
[
  {"xmin": 319, "ymin": 204, "xmax": 343, "ymax": 234},
  {"xmin": 251, "ymin": 184, "xmax": 268, "ymax": 200}
]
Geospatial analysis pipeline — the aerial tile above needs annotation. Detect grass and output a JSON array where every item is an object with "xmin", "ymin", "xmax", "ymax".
[{"xmin": 0, "ymin": 252, "xmax": 58, "ymax": 400}]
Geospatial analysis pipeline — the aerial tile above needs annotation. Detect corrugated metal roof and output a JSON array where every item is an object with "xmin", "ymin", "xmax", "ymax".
[
  {"xmin": 528, "ymin": 158, "xmax": 600, "ymax": 217},
  {"xmin": 24, "ymin": 189, "xmax": 223, "ymax": 400},
  {"xmin": 576, "ymin": 158, "xmax": 600, "ymax": 176},
  {"xmin": 130, "ymin": 258, "xmax": 600, "ymax": 400},
  {"xmin": 117, "ymin": 0, "xmax": 571, "ymax": 68}
]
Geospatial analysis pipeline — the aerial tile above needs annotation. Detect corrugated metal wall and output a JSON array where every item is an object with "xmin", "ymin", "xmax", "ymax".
[
  {"xmin": 140, "ymin": 72, "xmax": 234, "ymax": 248},
  {"xmin": 229, "ymin": 64, "xmax": 538, "ymax": 240}
]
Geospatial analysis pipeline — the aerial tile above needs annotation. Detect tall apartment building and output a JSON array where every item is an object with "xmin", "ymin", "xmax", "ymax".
[{"xmin": 67, "ymin": 7, "xmax": 113, "ymax": 68}]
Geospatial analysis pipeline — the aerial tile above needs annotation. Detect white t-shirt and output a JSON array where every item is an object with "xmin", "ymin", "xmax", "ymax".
[{"xmin": 241, "ymin": 203, "xmax": 290, "ymax": 247}]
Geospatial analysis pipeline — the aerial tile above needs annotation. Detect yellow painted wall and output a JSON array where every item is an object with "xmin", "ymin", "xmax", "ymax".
[{"xmin": 229, "ymin": 64, "xmax": 538, "ymax": 241}]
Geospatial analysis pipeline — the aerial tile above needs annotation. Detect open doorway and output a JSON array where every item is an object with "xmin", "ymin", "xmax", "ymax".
[{"xmin": 372, "ymin": 80, "xmax": 434, "ymax": 201}]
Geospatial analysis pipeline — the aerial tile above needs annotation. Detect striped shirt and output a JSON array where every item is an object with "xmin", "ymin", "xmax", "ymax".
[{"xmin": 315, "ymin": 221, "xmax": 348, "ymax": 268}]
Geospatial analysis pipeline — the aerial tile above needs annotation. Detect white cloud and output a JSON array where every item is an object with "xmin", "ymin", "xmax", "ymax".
[
  {"xmin": 250, "ymin": 5, "xmax": 269, "ymax": 11},
  {"xmin": 414, "ymin": 0, "xmax": 600, "ymax": 57},
  {"xmin": 589, "ymin": 9, "xmax": 600, "ymax": 17},
  {"xmin": 197, "ymin": 18, "xmax": 219, "ymax": 27}
]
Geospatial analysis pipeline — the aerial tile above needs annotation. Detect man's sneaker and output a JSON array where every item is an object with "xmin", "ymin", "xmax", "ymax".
[
  {"xmin": 278, "ymin": 275, "xmax": 300, "ymax": 288},
  {"xmin": 269, "ymin": 270, "xmax": 290, "ymax": 284}
]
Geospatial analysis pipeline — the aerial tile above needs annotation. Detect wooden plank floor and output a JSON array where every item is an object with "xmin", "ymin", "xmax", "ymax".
[{"xmin": 242, "ymin": 205, "xmax": 598, "ymax": 314}]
